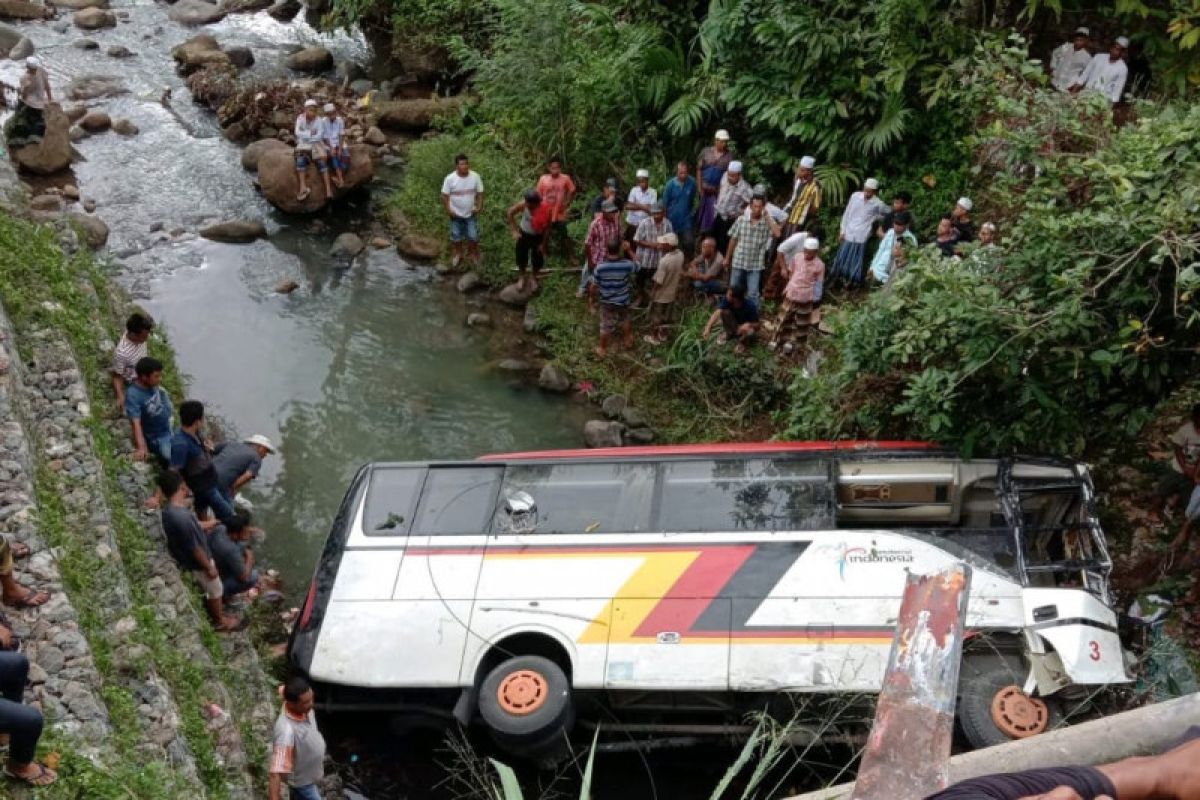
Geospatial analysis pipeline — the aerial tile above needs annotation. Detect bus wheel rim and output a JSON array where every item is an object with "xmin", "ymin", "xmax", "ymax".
[
  {"xmin": 990, "ymin": 685, "xmax": 1049, "ymax": 738},
  {"xmin": 497, "ymin": 669, "xmax": 549, "ymax": 716}
]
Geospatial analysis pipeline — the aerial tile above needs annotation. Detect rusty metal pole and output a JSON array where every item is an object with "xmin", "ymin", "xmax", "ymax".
[{"xmin": 851, "ymin": 564, "xmax": 972, "ymax": 800}]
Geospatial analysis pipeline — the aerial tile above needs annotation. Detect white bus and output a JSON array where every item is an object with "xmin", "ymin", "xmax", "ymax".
[{"xmin": 288, "ymin": 441, "xmax": 1129, "ymax": 755}]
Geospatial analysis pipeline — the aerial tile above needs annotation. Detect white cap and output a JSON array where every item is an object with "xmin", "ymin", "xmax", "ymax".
[
  {"xmin": 635, "ymin": 168, "xmax": 649, "ymax": 179},
  {"xmin": 803, "ymin": 237, "xmax": 820, "ymax": 251},
  {"xmin": 1073, "ymin": 26, "xmax": 1089, "ymax": 37},
  {"xmin": 957, "ymin": 196, "xmax": 973, "ymax": 211},
  {"xmin": 25, "ymin": 56, "xmax": 39, "ymax": 68},
  {"xmin": 244, "ymin": 434, "xmax": 277, "ymax": 454},
  {"xmin": 714, "ymin": 129, "xmax": 731, "ymax": 140},
  {"xmin": 1115, "ymin": 36, "xmax": 1129, "ymax": 49},
  {"xmin": 304, "ymin": 99, "xmax": 318, "ymax": 108},
  {"xmin": 323, "ymin": 102, "xmax": 335, "ymax": 112},
  {"xmin": 657, "ymin": 232, "xmax": 679, "ymax": 247},
  {"xmin": 799, "ymin": 156, "xmax": 816, "ymax": 169},
  {"xmin": 864, "ymin": 178, "xmax": 879, "ymax": 190},
  {"xmin": 728, "ymin": 160, "xmax": 743, "ymax": 173}
]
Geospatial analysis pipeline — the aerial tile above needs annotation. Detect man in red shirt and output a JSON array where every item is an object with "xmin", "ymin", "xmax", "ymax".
[{"xmin": 535, "ymin": 155, "xmax": 577, "ymax": 262}]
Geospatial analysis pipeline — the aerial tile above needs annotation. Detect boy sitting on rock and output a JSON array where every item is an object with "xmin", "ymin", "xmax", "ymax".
[{"xmin": 321, "ymin": 102, "xmax": 348, "ymax": 190}]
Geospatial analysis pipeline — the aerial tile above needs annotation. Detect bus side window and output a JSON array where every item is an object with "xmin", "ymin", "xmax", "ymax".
[
  {"xmin": 413, "ymin": 467, "xmax": 503, "ymax": 535},
  {"xmin": 362, "ymin": 467, "xmax": 426, "ymax": 536},
  {"xmin": 658, "ymin": 459, "xmax": 834, "ymax": 532},
  {"xmin": 494, "ymin": 462, "xmax": 655, "ymax": 534}
]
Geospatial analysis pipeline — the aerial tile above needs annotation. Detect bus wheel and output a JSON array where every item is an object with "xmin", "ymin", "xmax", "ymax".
[
  {"xmin": 957, "ymin": 654, "xmax": 1061, "ymax": 749},
  {"xmin": 479, "ymin": 655, "xmax": 574, "ymax": 748}
]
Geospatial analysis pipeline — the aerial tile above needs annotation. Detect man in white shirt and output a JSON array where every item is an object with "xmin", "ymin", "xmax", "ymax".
[
  {"xmin": 829, "ymin": 177, "xmax": 888, "ymax": 287},
  {"xmin": 440, "ymin": 153, "xmax": 485, "ymax": 268},
  {"xmin": 293, "ymin": 99, "xmax": 332, "ymax": 202},
  {"xmin": 320, "ymin": 103, "xmax": 348, "ymax": 189},
  {"xmin": 1071, "ymin": 37, "xmax": 1129, "ymax": 104},
  {"xmin": 625, "ymin": 168, "xmax": 657, "ymax": 243},
  {"xmin": 1050, "ymin": 27, "xmax": 1093, "ymax": 92}
]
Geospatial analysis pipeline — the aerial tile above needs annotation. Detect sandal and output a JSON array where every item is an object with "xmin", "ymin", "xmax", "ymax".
[
  {"xmin": 4, "ymin": 588, "xmax": 49, "ymax": 608},
  {"xmin": 296, "ymin": 188, "xmax": 311, "ymax": 201},
  {"xmin": 5, "ymin": 762, "xmax": 57, "ymax": 787}
]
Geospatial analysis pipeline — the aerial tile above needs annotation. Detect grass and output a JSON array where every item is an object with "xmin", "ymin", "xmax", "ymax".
[{"xmin": 0, "ymin": 212, "xmax": 273, "ymax": 797}]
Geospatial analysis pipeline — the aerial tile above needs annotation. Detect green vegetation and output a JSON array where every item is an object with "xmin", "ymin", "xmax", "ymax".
[{"xmin": 0, "ymin": 213, "xmax": 270, "ymax": 798}]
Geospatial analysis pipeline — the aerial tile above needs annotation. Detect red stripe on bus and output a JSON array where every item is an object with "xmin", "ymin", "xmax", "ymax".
[
  {"xmin": 478, "ymin": 440, "xmax": 937, "ymax": 461},
  {"xmin": 632, "ymin": 546, "xmax": 756, "ymax": 638}
]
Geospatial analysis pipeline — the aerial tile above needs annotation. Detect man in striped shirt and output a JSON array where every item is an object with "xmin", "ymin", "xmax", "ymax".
[
  {"xmin": 590, "ymin": 238, "xmax": 638, "ymax": 358},
  {"xmin": 111, "ymin": 312, "xmax": 154, "ymax": 413},
  {"xmin": 269, "ymin": 676, "xmax": 326, "ymax": 800}
]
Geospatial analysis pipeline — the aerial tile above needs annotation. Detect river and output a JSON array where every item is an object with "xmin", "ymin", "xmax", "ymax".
[{"xmin": 0, "ymin": 4, "xmax": 588, "ymax": 591}]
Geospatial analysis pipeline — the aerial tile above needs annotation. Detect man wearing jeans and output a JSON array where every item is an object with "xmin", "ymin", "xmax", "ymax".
[
  {"xmin": 125, "ymin": 357, "xmax": 174, "ymax": 465},
  {"xmin": 725, "ymin": 196, "xmax": 780, "ymax": 303},
  {"xmin": 0, "ymin": 652, "xmax": 56, "ymax": 787},
  {"xmin": 440, "ymin": 153, "xmax": 484, "ymax": 269},
  {"xmin": 270, "ymin": 676, "xmax": 326, "ymax": 800},
  {"xmin": 171, "ymin": 400, "xmax": 235, "ymax": 524}
]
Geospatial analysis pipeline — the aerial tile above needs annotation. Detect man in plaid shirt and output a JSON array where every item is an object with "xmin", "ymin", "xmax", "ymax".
[{"xmin": 725, "ymin": 196, "xmax": 781, "ymax": 302}]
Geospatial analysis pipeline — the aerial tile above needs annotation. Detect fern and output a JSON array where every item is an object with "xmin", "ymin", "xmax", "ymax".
[{"xmin": 854, "ymin": 95, "xmax": 913, "ymax": 156}]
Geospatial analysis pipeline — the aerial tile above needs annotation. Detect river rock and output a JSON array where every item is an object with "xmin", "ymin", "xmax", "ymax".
[
  {"xmin": 395, "ymin": 233, "xmax": 440, "ymax": 261},
  {"xmin": 106, "ymin": 44, "xmax": 133, "ymax": 58},
  {"xmin": 8, "ymin": 34, "xmax": 32, "ymax": 59},
  {"xmin": 67, "ymin": 75, "xmax": 127, "ymax": 100},
  {"xmin": 240, "ymin": 137, "xmax": 289, "ymax": 172},
  {"xmin": 30, "ymin": 194, "xmax": 62, "ymax": 212},
  {"xmin": 619, "ymin": 405, "xmax": 649, "ymax": 428},
  {"xmin": 370, "ymin": 236, "xmax": 389, "ymax": 249},
  {"xmin": 601, "ymin": 394, "xmax": 628, "ymax": 419},
  {"xmin": 373, "ymin": 97, "xmax": 465, "ymax": 132},
  {"xmin": 265, "ymin": 0, "xmax": 298, "ymax": 19},
  {"xmin": 225, "ymin": 45, "xmax": 253, "ymax": 67},
  {"xmin": 497, "ymin": 282, "xmax": 533, "ymax": 308},
  {"xmin": 625, "ymin": 427, "xmax": 655, "ymax": 445},
  {"xmin": 200, "ymin": 220, "xmax": 265, "ymax": 243},
  {"xmin": 497, "ymin": 358, "xmax": 534, "ymax": 372},
  {"xmin": 220, "ymin": 0, "xmax": 271, "ymax": 11},
  {"xmin": 69, "ymin": 212, "xmax": 109, "ymax": 248},
  {"xmin": 257, "ymin": 143, "xmax": 375, "ymax": 214},
  {"xmin": 538, "ymin": 364, "xmax": 571, "ymax": 393},
  {"xmin": 363, "ymin": 125, "xmax": 386, "ymax": 146},
  {"xmin": 330, "ymin": 232, "xmax": 364, "ymax": 257},
  {"xmin": 72, "ymin": 37, "xmax": 98, "ymax": 49},
  {"xmin": 350, "ymin": 79, "xmax": 375, "ymax": 98},
  {"xmin": 63, "ymin": 184, "xmax": 80, "ymax": 200},
  {"xmin": 466, "ymin": 312, "xmax": 491, "ymax": 328},
  {"xmin": 168, "ymin": 0, "xmax": 225, "ymax": 24},
  {"xmin": 0, "ymin": 21, "xmax": 18, "ymax": 50},
  {"xmin": 275, "ymin": 279, "xmax": 299, "ymax": 294},
  {"xmin": 79, "ymin": 111, "xmax": 111, "ymax": 133},
  {"xmin": 112, "ymin": 118, "xmax": 138, "ymax": 136},
  {"xmin": 49, "ymin": 0, "xmax": 109, "ymax": 7},
  {"xmin": 286, "ymin": 46, "xmax": 332, "ymax": 73},
  {"xmin": 456, "ymin": 272, "xmax": 481, "ymax": 293},
  {"xmin": 0, "ymin": 0, "xmax": 52, "ymax": 19},
  {"xmin": 68, "ymin": 125, "xmax": 86, "ymax": 141},
  {"xmin": 73, "ymin": 7, "xmax": 115, "ymax": 27},
  {"xmin": 11, "ymin": 104, "xmax": 73, "ymax": 175},
  {"xmin": 584, "ymin": 420, "xmax": 625, "ymax": 449}
]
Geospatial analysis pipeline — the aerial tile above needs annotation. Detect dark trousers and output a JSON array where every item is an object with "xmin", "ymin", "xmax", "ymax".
[
  {"xmin": 720, "ymin": 309, "xmax": 756, "ymax": 342},
  {"xmin": 713, "ymin": 215, "xmax": 736, "ymax": 256},
  {"xmin": 0, "ymin": 652, "xmax": 42, "ymax": 764},
  {"xmin": 515, "ymin": 231, "xmax": 545, "ymax": 273},
  {"xmin": 193, "ymin": 484, "xmax": 235, "ymax": 525}
]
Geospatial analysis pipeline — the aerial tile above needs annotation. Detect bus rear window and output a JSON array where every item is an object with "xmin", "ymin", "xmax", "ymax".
[
  {"xmin": 496, "ymin": 462, "xmax": 655, "ymax": 534},
  {"xmin": 363, "ymin": 467, "xmax": 425, "ymax": 536},
  {"xmin": 659, "ymin": 459, "xmax": 834, "ymax": 532}
]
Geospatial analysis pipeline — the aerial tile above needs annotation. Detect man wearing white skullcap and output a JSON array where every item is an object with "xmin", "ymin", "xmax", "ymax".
[
  {"xmin": 828, "ymin": 177, "xmax": 888, "ymax": 288},
  {"xmin": 12, "ymin": 57, "xmax": 53, "ymax": 146},
  {"xmin": 771, "ymin": 237, "xmax": 825, "ymax": 349},
  {"xmin": 951, "ymin": 197, "xmax": 976, "ymax": 243},
  {"xmin": 697, "ymin": 130, "xmax": 734, "ymax": 238},
  {"xmin": 712, "ymin": 159, "xmax": 753, "ymax": 254},
  {"xmin": 1050, "ymin": 27, "xmax": 1093, "ymax": 92},
  {"xmin": 625, "ymin": 168, "xmax": 657, "ymax": 239},
  {"xmin": 1071, "ymin": 36, "xmax": 1129, "ymax": 104},
  {"xmin": 766, "ymin": 155, "xmax": 822, "ymax": 300}
]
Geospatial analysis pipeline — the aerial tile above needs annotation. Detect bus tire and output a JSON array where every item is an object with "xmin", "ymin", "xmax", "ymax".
[
  {"xmin": 479, "ymin": 655, "xmax": 574, "ymax": 744},
  {"xmin": 957, "ymin": 653, "xmax": 1062, "ymax": 749}
]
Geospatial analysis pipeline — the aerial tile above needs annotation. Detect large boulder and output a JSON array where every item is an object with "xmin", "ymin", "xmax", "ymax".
[
  {"xmin": 200, "ymin": 219, "xmax": 266, "ymax": 243},
  {"xmin": 168, "ymin": 0, "xmax": 226, "ymax": 24},
  {"xmin": 48, "ymin": 0, "xmax": 109, "ymax": 8},
  {"xmin": 171, "ymin": 34, "xmax": 231, "ymax": 74},
  {"xmin": 67, "ymin": 75, "xmax": 127, "ymax": 100},
  {"xmin": 538, "ymin": 363, "xmax": 572, "ymax": 393},
  {"xmin": 0, "ymin": 21, "xmax": 19, "ymax": 50},
  {"xmin": 69, "ymin": 212, "xmax": 109, "ymax": 248},
  {"xmin": 73, "ymin": 7, "xmax": 115, "ymax": 27},
  {"xmin": 583, "ymin": 420, "xmax": 625, "ymax": 449},
  {"xmin": 373, "ymin": 97, "xmax": 465, "ymax": 132},
  {"xmin": 10, "ymin": 104, "xmax": 73, "ymax": 175},
  {"xmin": 257, "ymin": 143, "xmax": 375, "ymax": 214},
  {"xmin": 79, "ymin": 110, "xmax": 111, "ymax": 133},
  {"xmin": 363, "ymin": 125, "xmax": 386, "ymax": 146},
  {"xmin": 285, "ymin": 46, "xmax": 332, "ymax": 73},
  {"xmin": 240, "ymin": 137, "xmax": 289, "ymax": 172},
  {"xmin": 0, "ymin": 0, "xmax": 53, "ymax": 19},
  {"xmin": 497, "ymin": 282, "xmax": 534, "ymax": 308},
  {"xmin": 395, "ymin": 233, "xmax": 440, "ymax": 261}
]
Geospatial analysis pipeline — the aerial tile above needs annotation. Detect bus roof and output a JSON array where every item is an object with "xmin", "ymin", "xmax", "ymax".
[{"xmin": 479, "ymin": 440, "xmax": 940, "ymax": 462}]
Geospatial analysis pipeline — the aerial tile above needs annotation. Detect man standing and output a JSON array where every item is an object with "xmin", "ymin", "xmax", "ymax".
[
  {"xmin": 269, "ymin": 676, "xmax": 326, "ymax": 800},
  {"xmin": 440, "ymin": 153, "xmax": 484, "ymax": 270},
  {"xmin": 536, "ymin": 156, "xmax": 577, "ymax": 261},
  {"xmin": 686, "ymin": 235, "xmax": 726, "ymax": 298},
  {"xmin": 697, "ymin": 129, "xmax": 734, "ymax": 238},
  {"xmin": 293, "ymin": 99, "xmax": 332, "ymax": 202},
  {"xmin": 126, "ymin": 357, "xmax": 173, "ymax": 465},
  {"xmin": 783, "ymin": 156, "xmax": 822, "ymax": 237},
  {"xmin": 213, "ymin": 434, "xmax": 276, "ymax": 506},
  {"xmin": 1071, "ymin": 37, "xmax": 1129, "ymax": 104},
  {"xmin": 647, "ymin": 233, "xmax": 684, "ymax": 344},
  {"xmin": 634, "ymin": 202, "xmax": 673, "ymax": 305},
  {"xmin": 506, "ymin": 190, "xmax": 552, "ymax": 291},
  {"xmin": 870, "ymin": 211, "xmax": 918, "ymax": 285},
  {"xmin": 951, "ymin": 197, "xmax": 976, "ymax": 243},
  {"xmin": 171, "ymin": 401, "xmax": 234, "ymax": 524},
  {"xmin": 625, "ymin": 169, "xmax": 656, "ymax": 243},
  {"xmin": 10, "ymin": 57, "xmax": 52, "ymax": 145},
  {"xmin": 662, "ymin": 161, "xmax": 697, "ymax": 256},
  {"xmin": 725, "ymin": 196, "xmax": 780, "ymax": 302},
  {"xmin": 713, "ymin": 161, "xmax": 753, "ymax": 254},
  {"xmin": 587, "ymin": 178, "xmax": 624, "ymax": 218},
  {"xmin": 772, "ymin": 237, "xmax": 825, "ymax": 348},
  {"xmin": 111, "ymin": 312, "xmax": 154, "ymax": 413},
  {"xmin": 830, "ymin": 178, "xmax": 888, "ymax": 287},
  {"xmin": 1050, "ymin": 27, "xmax": 1093, "ymax": 91},
  {"xmin": 590, "ymin": 238, "xmax": 638, "ymax": 358},
  {"xmin": 878, "ymin": 191, "xmax": 915, "ymax": 236},
  {"xmin": 702, "ymin": 286, "xmax": 760, "ymax": 354},
  {"xmin": 581, "ymin": 200, "xmax": 626, "ymax": 301},
  {"xmin": 158, "ymin": 471, "xmax": 242, "ymax": 632}
]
